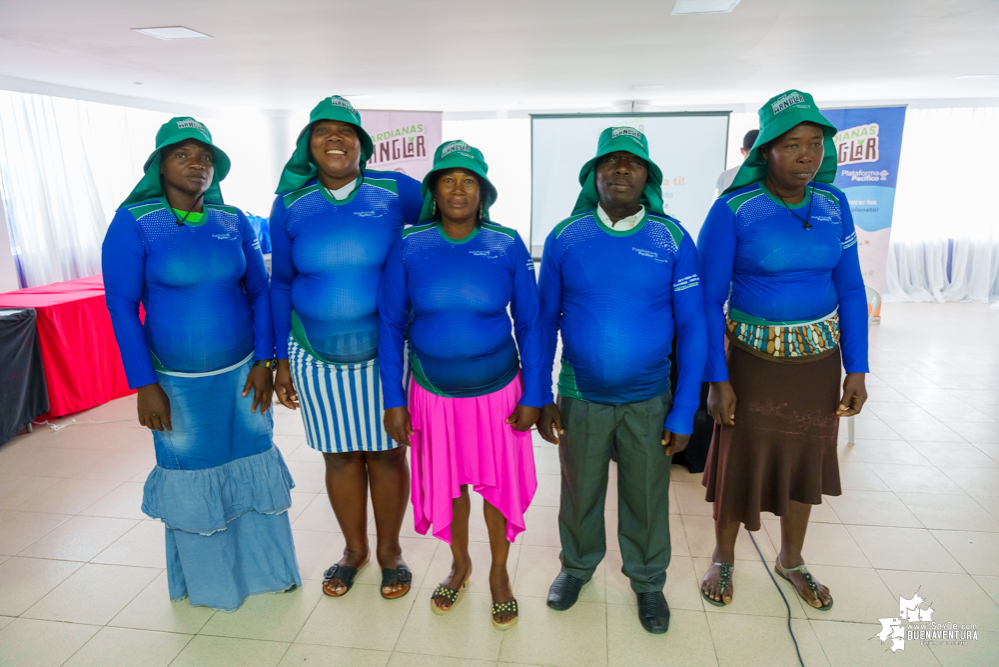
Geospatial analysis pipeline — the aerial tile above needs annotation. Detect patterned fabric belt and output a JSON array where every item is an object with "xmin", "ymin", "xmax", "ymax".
[{"xmin": 725, "ymin": 311, "xmax": 840, "ymax": 359}]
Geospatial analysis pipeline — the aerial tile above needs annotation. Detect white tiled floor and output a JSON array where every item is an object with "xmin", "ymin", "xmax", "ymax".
[{"xmin": 1, "ymin": 302, "xmax": 998, "ymax": 666}]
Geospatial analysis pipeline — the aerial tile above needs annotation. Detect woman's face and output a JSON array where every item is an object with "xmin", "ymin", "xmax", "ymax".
[
  {"xmin": 762, "ymin": 122, "xmax": 825, "ymax": 190},
  {"xmin": 159, "ymin": 140, "xmax": 214, "ymax": 198},
  {"xmin": 310, "ymin": 120, "xmax": 362, "ymax": 180},
  {"xmin": 434, "ymin": 168, "xmax": 481, "ymax": 222}
]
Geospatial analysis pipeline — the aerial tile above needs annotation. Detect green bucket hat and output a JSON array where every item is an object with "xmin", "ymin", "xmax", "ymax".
[
  {"xmin": 417, "ymin": 140, "xmax": 498, "ymax": 223},
  {"xmin": 572, "ymin": 126, "xmax": 665, "ymax": 216},
  {"xmin": 275, "ymin": 96, "xmax": 375, "ymax": 194},
  {"xmin": 722, "ymin": 89, "xmax": 838, "ymax": 196},
  {"xmin": 120, "ymin": 117, "xmax": 231, "ymax": 208}
]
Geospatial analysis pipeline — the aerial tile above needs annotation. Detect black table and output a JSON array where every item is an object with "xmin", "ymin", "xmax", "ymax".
[{"xmin": 0, "ymin": 307, "xmax": 48, "ymax": 446}]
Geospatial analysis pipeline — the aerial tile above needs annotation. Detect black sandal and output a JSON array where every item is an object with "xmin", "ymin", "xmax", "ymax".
[
  {"xmin": 701, "ymin": 562, "xmax": 734, "ymax": 607},
  {"xmin": 380, "ymin": 566, "xmax": 413, "ymax": 600},
  {"xmin": 492, "ymin": 598, "xmax": 519, "ymax": 630},
  {"xmin": 322, "ymin": 560, "xmax": 367, "ymax": 597}
]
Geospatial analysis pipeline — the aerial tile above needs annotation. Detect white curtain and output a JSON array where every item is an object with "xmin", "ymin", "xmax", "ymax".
[
  {"xmin": 0, "ymin": 90, "xmax": 169, "ymax": 288},
  {"xmin": 885, "ymin": 107, "xmax": 999, "ymax": 303}
]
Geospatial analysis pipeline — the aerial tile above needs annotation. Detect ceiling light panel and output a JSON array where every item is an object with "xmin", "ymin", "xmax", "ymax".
[
  {"xmin": 672, "ymin": 0, "xmax": 742, "ymax": 15},
  {"xmin": 132, "ymin": 27, "xmax": 212, "ymax": 40}
]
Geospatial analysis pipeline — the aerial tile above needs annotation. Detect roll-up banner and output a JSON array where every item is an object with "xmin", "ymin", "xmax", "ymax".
[
  {"xmin": 360, "ymin": 110, "xmax": 443, "ymax": 182},
  {"xmin": 821, "ymin": 106, "xmax": 907, "ymax": 316}
]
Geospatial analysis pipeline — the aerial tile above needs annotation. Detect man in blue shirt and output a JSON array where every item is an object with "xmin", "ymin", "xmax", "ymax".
[{"xmin": 537, "ymin": 127, "xmax": 707, "ymax": 634}]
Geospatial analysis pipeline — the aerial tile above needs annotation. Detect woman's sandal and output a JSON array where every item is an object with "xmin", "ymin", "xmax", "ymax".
[
  {"xmin": 774, "ymin": 559, "xmax": 833, "ymax": 611},
  {"xmin": 430, "ymin": 576, "xmax": 470, "ymax": 615},
  {"xmin": 701, "ymin": 562, "xmax": 734, "ymax": 607},
  {"xmin": 380, "ymin": 566, "xmax": 413, "ymax": 600},
  {"xmin": 322, "ymin": 560, "xmax": 368, "ymax": 597},
  {"xmin": 491, "ymin": 598, "xmax": 519, "ymax": 630}
]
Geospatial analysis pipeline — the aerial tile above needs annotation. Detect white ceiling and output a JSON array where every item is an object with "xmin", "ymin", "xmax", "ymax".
[{"xmin": 2, "ymin": 0, "xmax": 998, "ymax": 114}]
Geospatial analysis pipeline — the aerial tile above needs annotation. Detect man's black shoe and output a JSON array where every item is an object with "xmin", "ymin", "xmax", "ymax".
[
  {"xmin": 637, "ymin": 591, "xmax": 670, "ymax": 634},
  {"xmin": 547, "ymin": 572, "xmax": 589, "ymax": 611}
]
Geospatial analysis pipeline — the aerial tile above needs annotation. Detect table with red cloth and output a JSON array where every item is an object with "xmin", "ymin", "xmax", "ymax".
[{"xmin": 0, "ymin": 275, "xmax": 134, "ymax": 421}]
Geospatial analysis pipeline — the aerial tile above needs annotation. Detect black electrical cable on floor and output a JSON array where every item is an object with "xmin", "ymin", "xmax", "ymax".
[{"xmin": 748, "ymin": 532, "xmax": 805, "ymax": 667}]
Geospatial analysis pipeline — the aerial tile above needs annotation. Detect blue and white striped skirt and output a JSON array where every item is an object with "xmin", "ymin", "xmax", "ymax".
[{"xmin": 289, "ymin": 338, "xmax": 400, "ymax": 453}]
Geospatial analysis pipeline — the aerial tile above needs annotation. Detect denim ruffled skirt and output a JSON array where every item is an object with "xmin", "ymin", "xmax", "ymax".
[{"xmin": 141, "ymin": 359, "xmax": 302, "ymax": 611}]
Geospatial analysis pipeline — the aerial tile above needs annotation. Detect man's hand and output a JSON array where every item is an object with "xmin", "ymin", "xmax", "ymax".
[
  {"xmin": 836, "ymin": 373, "xmax": 868, "ymax": 417},
  {"xmin": 537, "ymin": 403, "xmax": 564, "ymax": 444},
  {"xmin": 274, "ymin": 359, "xmax": 299, "ymax": 410},
  {"xmin": 707, "ymin": 381, "xmax": 737, "ymax": 426},
  {"xmin": 137, "ymin": 383, "xmax": 172, "ymax": 432},
  {"xmin": 662, "ymin": 429, "xmax": 691, "ymax": 456},
  {"xmin": 243, "ymin": 365, "xmax": 274, "ymax": 414},
  {"xmin": 384, "ymin": 406, "xmax": 414, "ymax": 447},
  {"xmin": 506, "ymin": 404, "xmax": 541, "ymax": 432}
]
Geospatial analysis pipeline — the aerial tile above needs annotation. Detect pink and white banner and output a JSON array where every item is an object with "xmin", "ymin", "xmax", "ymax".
[{"xmin": 360, "ymin": 110, "xmax": 442, "ymax": 182}]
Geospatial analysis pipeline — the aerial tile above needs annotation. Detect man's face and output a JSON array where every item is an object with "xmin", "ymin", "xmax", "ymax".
[{"xmin": 595, "ymin": 151, "xmax": 648, "ymax": 210}]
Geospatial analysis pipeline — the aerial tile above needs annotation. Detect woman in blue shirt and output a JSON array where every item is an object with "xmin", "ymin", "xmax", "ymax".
[
  {"xmin": 697, "ymin": 91, "xmax": 869, "ymax": 613},
  {"xmin": 270, "ymin": 97, "xmax": 423, "ymax": 601},
  {"xmin": 103, "ymin": 117, "xmax": 300, "ymax": 611},
  {"xmin": 379, "ymin": 141, "xmax": 543, "ymax": 630}
]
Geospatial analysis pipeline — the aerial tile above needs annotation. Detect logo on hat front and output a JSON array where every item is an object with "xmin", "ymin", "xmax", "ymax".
[
  {"xmin": 328, "ymin": 96, "xmax": 359, "ymax": 120},
  {"xmin": 771, "ymin": 92, "xmax": 806, "ymax": 115},
  {"xmin": 441, "ymin": 141, "xmax": 473, "ymax": 158},
  {"xmin": 176, "ymin": 119, "xmax": 209, "ymax": 134},
  {"xmin": 611, "ymin": 127, "xmax": 644, "ymax": 144}
]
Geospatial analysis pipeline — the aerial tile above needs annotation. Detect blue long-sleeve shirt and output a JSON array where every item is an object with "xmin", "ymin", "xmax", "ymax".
[
  {"xmin": 102, "ymin": 199, "xmax": 274, "ymax": 389},
  {"xmin": 697, "ymin": 182, "xmax": 869, "ymax": 382},
  {"xmin": 269, "ymin": 171, "xmax": 422, "ymax": 362},
  {"xmin": 378, "ymin": 222, "xmax": 545, "ymax": 409},
  {"xmin": 537, "ymin": 210, "xmax": 707, "ymax": 435}
]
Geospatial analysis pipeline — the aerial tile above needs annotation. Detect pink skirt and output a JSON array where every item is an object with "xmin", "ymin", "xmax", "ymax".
[{"xmin": 408, "ymin": 373, "xmax": 537, "ymax": 544}]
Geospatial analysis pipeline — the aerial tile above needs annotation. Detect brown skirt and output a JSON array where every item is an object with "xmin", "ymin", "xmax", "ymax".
[{"xmin": 702, "ymin": 341, "xmax": 842, "ymax": 531}]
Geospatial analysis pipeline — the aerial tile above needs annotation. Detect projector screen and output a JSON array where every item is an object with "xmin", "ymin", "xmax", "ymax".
[{"xmin": 530, "ymin": 112, "xmax": 729, "ymax": 256}]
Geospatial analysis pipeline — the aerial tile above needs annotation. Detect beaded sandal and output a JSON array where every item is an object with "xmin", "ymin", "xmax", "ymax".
[
  {"xmin": 701, "ymin": 562, "xmax": 733, "ymax": 607},
  {"xmin": 775, "ymin": 559, "xmax": 833, "ymax": 611},
  {"xmin": 492, "ymin": 598, "xmax": 519, "ymax": 630},
  {"xmin": 430, "ymin": 576, "xmax": 470, "ymax": 615}
]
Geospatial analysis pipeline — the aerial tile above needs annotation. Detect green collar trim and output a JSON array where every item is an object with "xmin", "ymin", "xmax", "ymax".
[
  {"xmin": 319, "ymin": 175, "xmax": 363, "ymax": 206},
  {"xmin": 761, "ymin": 183, "xmax": 814, "ymax": 209},
  {"xmin": 172, "ymin": 208, "xmax": 206, "ymax": 226},
  {"xmin": 595, "ymin": 210, "xmax": 648, "ymax": 237},
  {"xmin": 436, "ymin": 222, "xmax": 480, "ymax": 244}
]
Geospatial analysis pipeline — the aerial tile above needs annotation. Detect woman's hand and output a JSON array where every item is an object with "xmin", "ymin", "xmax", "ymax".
[
  {"xmin": 384, "ymin": 406, "xmax": 414, "ymax": 446},
  {"xmin": 274, "ymin": 360, "xmax": 299, "ymax": 410},
  {"xmin": 243, "ymin": 365, "xmax": 274, "ymax": 414},
  {"xmin": 662, "ymin": 430, "xmax": 691, "ymax": 456},
  {"xmin": 836, "ymin": 373, "xmax": 868, "ymax": 417},
  {"xmin": 707, "ymin": 381, "xmax": 737, "ymax": 426},
  {"xmin": 137, "ymin": 383, "xmax": 172, "ymax": 431},
  {"xmin": 537, "ymin": 403, "xmax": 564, "ymax": 444},
  {"xmin": 506, "ymin": 404, "xmax": 540, "ymax": 432}
]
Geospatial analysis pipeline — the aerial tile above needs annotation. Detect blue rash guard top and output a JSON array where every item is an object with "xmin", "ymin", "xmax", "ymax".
[
  {"xmin": 102, "ymin": 199, "xmax": 274, "ymax": 389},
  {"xmin": 378, "ymin": 222, "xmax": 545, "ymax": 409},
  {"xmin": 537, "ymin": 209, "xmax": 707, "ymax": 435},
  {"xmin": 269, "ymin": 171, "xmax": 423, "ymax": 362},
  {"xmin": 697, "ymin": 181, "xmax": 870, "ymax": 382}
]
